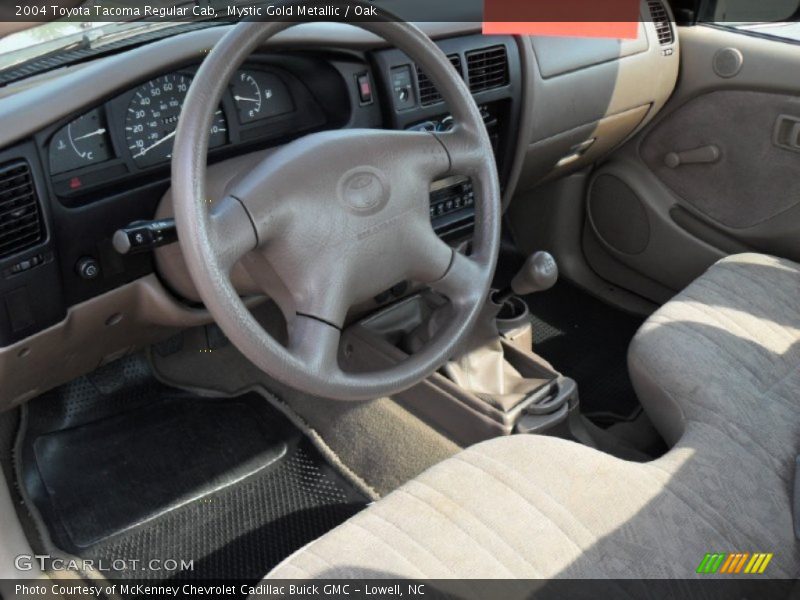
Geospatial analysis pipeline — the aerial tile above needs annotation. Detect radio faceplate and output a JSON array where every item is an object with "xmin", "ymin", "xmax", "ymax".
[{"xmin": 430, "ymin": 175, "xmax": 474, "ymax": 242}]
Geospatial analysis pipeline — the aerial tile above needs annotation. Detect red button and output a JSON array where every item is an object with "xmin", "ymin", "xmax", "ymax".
[{"xmin": 357, "ymin": 74, "xmax": 373, "ymax": 104}]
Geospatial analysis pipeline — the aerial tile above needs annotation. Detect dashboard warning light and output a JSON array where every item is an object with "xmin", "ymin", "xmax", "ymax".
[{"xmin": 69, "ymin": 177, "xmax": 82, "ymax": 190}]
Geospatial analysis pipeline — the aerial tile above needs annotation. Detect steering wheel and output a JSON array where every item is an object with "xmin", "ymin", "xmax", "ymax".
[{"xmin": 171, "ymin": 13, "xmax": 501, "ymax": 401}]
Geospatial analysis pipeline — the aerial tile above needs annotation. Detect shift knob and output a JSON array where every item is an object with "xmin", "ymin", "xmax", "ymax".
[{"xmin": 511, "ymin": 251, "xmax": 558, "ymax": 296}]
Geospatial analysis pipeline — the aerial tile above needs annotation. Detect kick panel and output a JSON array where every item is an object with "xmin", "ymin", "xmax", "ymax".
[{"xmin": 588, "ymin": 174, "xmax": 650, "ymax": 255}]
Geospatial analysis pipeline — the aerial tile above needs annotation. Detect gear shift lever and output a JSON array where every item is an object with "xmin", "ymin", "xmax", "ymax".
[
  {"xmin": 405, "ymin": 250, "xmax": 560, "ymax": 413},
  {"xmin": 495, "ymin": 251, "xmax": 558, "ymax": 304}
]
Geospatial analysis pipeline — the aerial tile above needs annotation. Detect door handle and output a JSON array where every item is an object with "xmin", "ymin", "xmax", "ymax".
[
  {"xmin": 773, "ymin": 114, "xmax": 800, "ymax": 153},
  {"xmin": 664, "ymin": 145, "xmax": 721, "ymax": 168}
]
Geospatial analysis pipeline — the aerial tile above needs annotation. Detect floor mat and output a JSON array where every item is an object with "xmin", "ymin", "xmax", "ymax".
[
  {"xmin": 17, "ymin": 355, "xmax": 367, "ymax": 582},
  {"xmin": 524, "ymin": 281, "xmax": 646, "ymax": 424}
]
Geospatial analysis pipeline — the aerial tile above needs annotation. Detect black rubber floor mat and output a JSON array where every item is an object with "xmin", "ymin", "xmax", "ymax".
[
  {"xmin": 524, "ymin": 282, "xmax": 645, "ymax": 424},
  {"xmin": 33, "ymin": 397, "xmax": 288, "ymax": 548},
  {"xmin": 18, "ymin": 355, "xmax": 367, "ymax": 582}
]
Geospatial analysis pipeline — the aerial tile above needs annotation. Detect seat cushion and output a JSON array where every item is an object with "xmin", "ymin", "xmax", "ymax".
[
  {"xmin": 629, "ymin": 253, "xmax": 800, "ymax": 449},
  {"xmin": 262, "ymin": 253, "xmax": 800, "ymax": 581}
]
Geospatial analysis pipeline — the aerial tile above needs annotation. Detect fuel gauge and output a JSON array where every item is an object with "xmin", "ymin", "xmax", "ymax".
[
  {"xmin": 50, "ymin": 108, "xmax": 113, "ymax": 175},
  {"xmin": 231, "ymin": 70, "xmax": 294, "ymax": 124},
  {"xmin": 232, "ymin": 71, "xmax": 262, "ymax": 123}
]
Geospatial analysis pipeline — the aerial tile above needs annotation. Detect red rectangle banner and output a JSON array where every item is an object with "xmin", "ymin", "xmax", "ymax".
[{"xmin": 483, "ymin": 0, "xmax": 641, "ymax": 39}]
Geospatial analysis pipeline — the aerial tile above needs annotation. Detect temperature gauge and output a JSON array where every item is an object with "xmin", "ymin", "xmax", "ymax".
[
  {"xmin": 231, "ymin": 70, "xmax": 294, "ymax": 124},
  {"xmin": 49, "ymin": 108, "xmax": 113, "ymax": 175}
]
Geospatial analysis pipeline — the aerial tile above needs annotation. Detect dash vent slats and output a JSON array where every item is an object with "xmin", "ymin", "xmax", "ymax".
[
  {"xmin": 0, "ymin": 160, "xmax": 45, "ymax": 260},
  {"xmin": 466, "ymin": 45, "xmax": 509, "ymax": 93},
  {"xmin": 648, "ymin": 0, "xmax": 675, "ymax": 46},
  {"xmin": 416, "ymin": 54, "xmax": 463, "ymax": 106}
]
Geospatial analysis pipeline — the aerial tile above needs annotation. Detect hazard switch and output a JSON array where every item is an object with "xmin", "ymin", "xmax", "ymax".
[{"xmin": 356, "ymin": 73, "xmax": 373, "ymax": 105}]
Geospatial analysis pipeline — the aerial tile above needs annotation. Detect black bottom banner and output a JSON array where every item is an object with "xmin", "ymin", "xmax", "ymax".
[{"xmin": 3, "ymin": 579, "xmax": 800, "ymax": 600}]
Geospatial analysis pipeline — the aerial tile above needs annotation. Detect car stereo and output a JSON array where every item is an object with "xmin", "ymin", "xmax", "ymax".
[{"xmin": 430, "ymin": 175, "xmax": 474, "ymax": 241}]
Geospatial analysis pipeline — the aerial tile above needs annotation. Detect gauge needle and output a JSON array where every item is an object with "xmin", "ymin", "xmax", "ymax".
[
  {"xmin": 133, "ymin": 129, "xmax": 177, "ymax": 158},
  {"xmin": 73, "ymin": 128, "xmax": 107, "ymax": 141},
  {"xmin": 234, "ymin": 95, "xmax": 260, "ymax": 103}
]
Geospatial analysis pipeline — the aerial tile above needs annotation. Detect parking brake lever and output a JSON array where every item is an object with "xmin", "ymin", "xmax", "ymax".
[{"xmin": 112, "ymin": 219, "xmax": 177, "ymax": 255}]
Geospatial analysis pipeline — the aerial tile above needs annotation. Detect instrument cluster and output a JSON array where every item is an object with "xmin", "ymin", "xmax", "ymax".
[{"xmin": 47, "ymin": 64, "xmax": 309, "ymax": 198}]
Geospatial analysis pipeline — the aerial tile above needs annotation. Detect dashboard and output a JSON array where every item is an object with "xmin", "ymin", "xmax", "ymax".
[
  {"xmin": 0, "ymin": 28, "xmax": 524, "ymax": 351},
  {"xmin": 0, "ymin": 7, "xmax": 679, "ymax": 411}
]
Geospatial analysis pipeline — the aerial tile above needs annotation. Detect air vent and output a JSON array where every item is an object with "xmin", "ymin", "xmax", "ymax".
[
  {"xmin": 648, "ymin": 0, "xmax": 675, "ymax": 45},
  {"xmin": 416, "ymin": 54, "xmax": 462, "ymax": 106},
  {"xmin": 0, "ymin": 161, "xmax": 45, "ymax": 260},
  {"xmin": 466, "ymin": 45, "xmax": 509, "ymax": 93}
]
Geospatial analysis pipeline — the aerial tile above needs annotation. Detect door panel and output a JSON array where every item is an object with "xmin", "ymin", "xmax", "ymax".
[
  {"xmin": 585, "ymin": 24, "xmax": 800, "ymax": 301},
  {"xmin": 641, "ymin": 90, "xmax": 800, "ymax": 230}
]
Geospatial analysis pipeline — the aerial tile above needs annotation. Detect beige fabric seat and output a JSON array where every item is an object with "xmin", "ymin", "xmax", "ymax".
[{"xmin": 264, "ymin": 253, "xmax": 800, "ymax": 580}]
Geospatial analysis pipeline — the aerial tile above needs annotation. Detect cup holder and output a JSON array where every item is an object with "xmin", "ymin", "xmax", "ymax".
[
  {"xmin": 491, "ymin": 294, "xmax": 532, "ymax": 352},
  {"xmin": 495, "ymin": 295, "xmax": 530, "ymax": 330}
]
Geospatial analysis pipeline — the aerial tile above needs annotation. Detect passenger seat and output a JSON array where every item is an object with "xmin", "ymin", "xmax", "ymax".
[{"xmin": 252, "ymin": 253, "xmax": 800, "ymax": 583}]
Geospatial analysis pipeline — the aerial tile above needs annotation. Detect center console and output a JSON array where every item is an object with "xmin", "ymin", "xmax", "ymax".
[
  {"xmin": 372, "ymin": 34, "xmax": 522, "ymax": 245},
  {"xmin": 342, "ymin": 252, "xmax": 581, "ymax": 446},
  {"xmin": 348, "ymin": 37, "xmax": 573, "ymax": 443}
]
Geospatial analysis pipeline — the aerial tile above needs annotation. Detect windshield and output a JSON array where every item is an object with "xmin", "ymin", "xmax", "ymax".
[{"xmin": 0, "ymin": 21, "xmax": 180, "ymax": 71}]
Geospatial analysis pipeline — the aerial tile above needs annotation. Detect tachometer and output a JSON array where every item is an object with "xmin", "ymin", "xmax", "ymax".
[{"xmin": 125, "ymin": 73, "xmax": 227, "ymax": 168}]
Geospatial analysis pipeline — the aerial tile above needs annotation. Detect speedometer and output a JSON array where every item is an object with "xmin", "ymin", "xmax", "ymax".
[{"xmin": 125, "ymin": 73, "xmax": 228, "ymax": 168}]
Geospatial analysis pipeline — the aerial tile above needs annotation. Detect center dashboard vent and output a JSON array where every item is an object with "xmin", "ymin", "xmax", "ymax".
[
  {"xmin": 417, "ymin": 54, "xmax": 462, "ymax": 106},
  {"xmin": 466, "ymin": 45, "xmax": 509, "ymax": 93},
  {"xmin": 648, "ymin": 0, "xmax": 675, "ymax": 45},
  {"xmin": 0, "ymin": 160, "xmax": 45, "ymax": 261}
]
